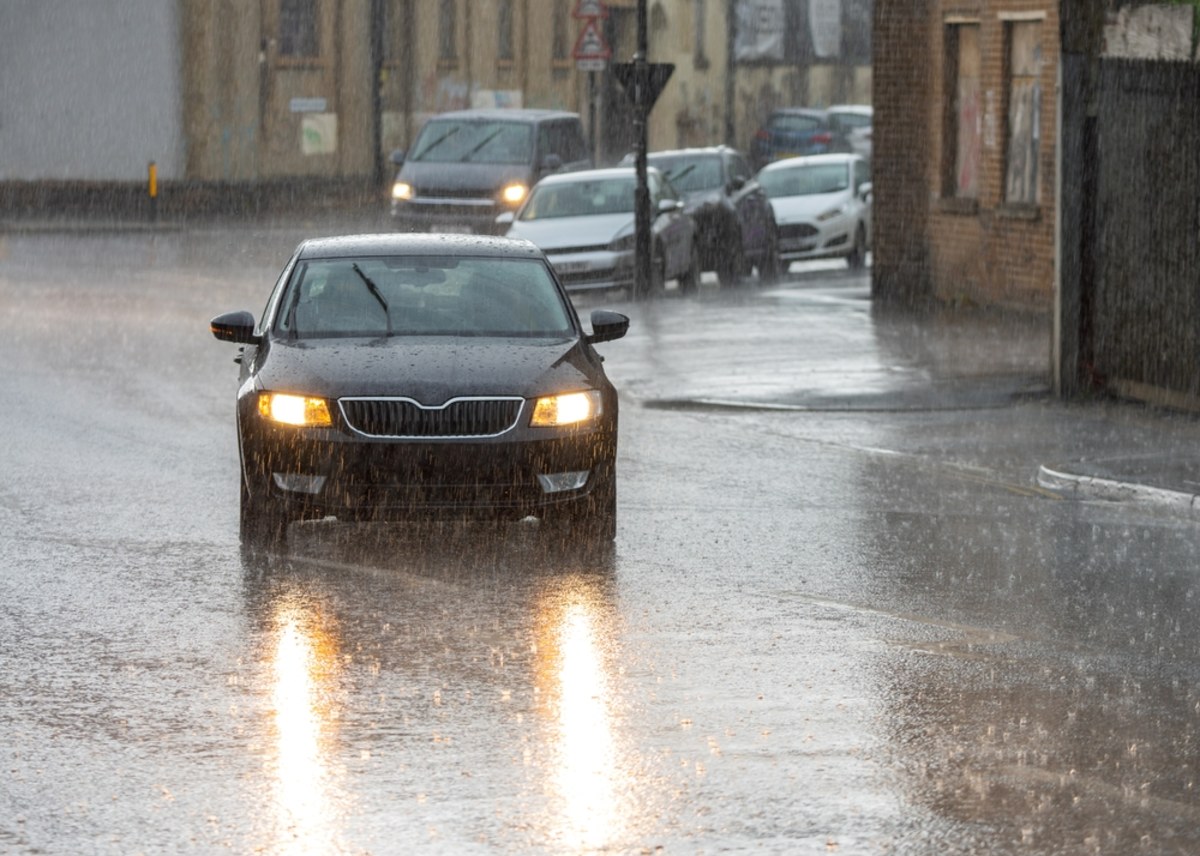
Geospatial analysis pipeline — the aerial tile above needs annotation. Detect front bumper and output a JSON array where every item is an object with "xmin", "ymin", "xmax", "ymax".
[
  {"xmin": 776, "ymin": 216, "xmax": 854, "ymax": 262},
  {"xmin": 545, "ymin": 247, "xmax": 635, "ymax": 292},
  {"xmin": 242, "ymin": 418, "xmax": 617, "ymax": 523},
  {"xmin": 390, "ymin": 198, "xmax": 510, "ymax": 235}
]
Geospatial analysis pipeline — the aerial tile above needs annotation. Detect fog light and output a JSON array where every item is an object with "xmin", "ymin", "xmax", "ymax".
[
  {"xmin": 537, "ymin": 471, "xmax": 590, "ymax": 493},
  {"xmin": 273, "ymin": 473, "xmax": 327, "ymax": 495}
]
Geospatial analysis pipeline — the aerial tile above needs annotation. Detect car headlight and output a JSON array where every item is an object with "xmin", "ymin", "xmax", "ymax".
[
  {"xmin": 608, "ymin": 231, "xmax": 635, "ymax": 252},
  {"xmin": 530, "ymin": 390, "xmax": 602, "ymax": 427},
  {"xmin": 816, "ymin": 202, "xmax": 849, "ymax": 222},
  {"xmin": 392, "ymin": 181, "xmax": 414, "ymax": 201},
  {"xmin": 500, "ymin": 182, "xmax": 528, "ymax": 206},
  {"xmin": 258, "ymin": 392, "xmax": 332, "ymax": 427}
]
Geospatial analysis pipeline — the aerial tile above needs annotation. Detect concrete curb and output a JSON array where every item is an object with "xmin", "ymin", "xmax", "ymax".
[{"xmin": 1036, "ymin": 464, "xmax": 1200, "ymax": 516}]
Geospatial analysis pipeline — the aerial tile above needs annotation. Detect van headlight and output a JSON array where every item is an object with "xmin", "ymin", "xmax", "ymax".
[
  {"xmin": 500, "ymin": 182, "xmax": 528, "ymax": 206},
  {"xmin": 392, "ymin": 181, "xmax": 415, "ymax": 201}
]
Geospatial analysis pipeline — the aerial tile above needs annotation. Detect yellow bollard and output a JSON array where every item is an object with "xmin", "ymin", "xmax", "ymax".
[{"xmin": 148, "ymin": 161, "xmax": 158, "ymax": 222}]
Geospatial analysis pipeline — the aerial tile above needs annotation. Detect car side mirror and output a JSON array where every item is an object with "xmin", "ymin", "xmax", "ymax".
[
  {"xmin": 656, "ymin": 198, "xmax": 683, "ymax": 215},
  {"xmin": 495, "ymin": 211, "xmax": 515, "ymax": 228},
  {"xmin": 587, "ymin": 310, "xmax": 629, "ymax": 344},
  {"xmin": 210, "ymin": 310, "xmax": 261, "ymax": 345},
  {"xmin": 859, "ymin": 181, "xmax": 873, "ymax": 200},
  {"xmin": 728, "ymin": 175, "xmax": 746, "ymax": 192},
  {"xmin": 540, "ymin": 153, "xmax": 563, "ymax": 174},
  {"xmin": 389, "ymin": 148, "xmax": 406, "ymax": 166}
]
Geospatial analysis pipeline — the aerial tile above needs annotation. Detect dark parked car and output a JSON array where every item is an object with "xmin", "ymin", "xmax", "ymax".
[
  {"xmin": 749, "ymin": 108, "xmax": 853, "ymax": 171},
  {"xmin": 636, "ymin": 146, "xmax": 780, "ymax": 286},
  {"xmin": 389, "ymin": 109, "xmax": 591, "ymax": 235},
  {"xmin": 209, "ymin": 233, "xmax": 629, "ymax": 547}
]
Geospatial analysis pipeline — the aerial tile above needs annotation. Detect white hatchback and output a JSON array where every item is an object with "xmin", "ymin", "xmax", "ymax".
[{"xmin": 757, "ymin": 154, "xmax": 872, "ymax": 270}]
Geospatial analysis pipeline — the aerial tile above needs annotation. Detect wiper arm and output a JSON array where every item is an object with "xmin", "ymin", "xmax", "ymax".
[
  {"xmin": 460, "ymin": 129, "xmax": 502, "ymax": 161},
  {"xmin": 351, "ymin": 263, "xmax": 392, "ymax": 336},
  {"xmin": 412, "ymin": 127, "xmax": 459, "ymax": 160},
  {"xmin": 667, "ymin": 164, "xmax": 696, "ymax": 183}
]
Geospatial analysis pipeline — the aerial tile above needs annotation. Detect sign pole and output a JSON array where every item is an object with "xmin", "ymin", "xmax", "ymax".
[{"xmin": 633, "ymin": 0, "xmax": 651, "ymax": 297}]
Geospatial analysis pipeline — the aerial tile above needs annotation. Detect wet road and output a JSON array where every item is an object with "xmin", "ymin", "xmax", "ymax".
[{"xmin": 2, "ymin": 224, "xmax": 1199, "ymax": 854}]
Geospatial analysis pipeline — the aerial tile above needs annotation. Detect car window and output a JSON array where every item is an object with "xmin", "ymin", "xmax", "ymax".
[
  {"xmin": 728, "ymin": 153, "xmax": 752, "ymax": 183},
  {"xmin": 771, "ymin": 114, "xmax": 822, "ymax": 134},
  {"xmin": 832, "ymin": 111, "xmax": 872, "ymax": 129},
  {"xmin": 646, "ymin": 155, "xmax": 723, "ymax": 192},
  {"xmin": 758, "ymin": 163, "xmax": 851, "ymax": 198},
  {"xmin": 539, "ymin": 120, "xmax": 588, "ymax": 164},
  {"xmin": 519, "ymin": 176, "xmax": 636, "ymax": 219},
  {"xmin": 275, "ymin": 256, "xmax": 573, "ymax": 338},
  {"xmin": 854, "ymin": 159, "xmax": 871, "ymax": 190},
  {"xmin": 408, "ymin": 119, "xmax": 533, "ymax": 165}
]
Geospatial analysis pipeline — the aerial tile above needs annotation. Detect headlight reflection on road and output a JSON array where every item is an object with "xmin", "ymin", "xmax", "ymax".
[
  {"xmin": 267, "ymin": 601, "xmax": 347, "ymax": 855},
  {"xmin": 535, "ymin": 575, "xmax": 632, "ymax": 852}
]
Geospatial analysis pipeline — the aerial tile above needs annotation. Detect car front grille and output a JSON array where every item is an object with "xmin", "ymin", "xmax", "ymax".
[
  {"xmin": 339, "ymin": 396, "xmax": 524, "ymax": 438},
  {"xmin": 779, "ymin": 223, "xmax": 819, "ymax": 239}
]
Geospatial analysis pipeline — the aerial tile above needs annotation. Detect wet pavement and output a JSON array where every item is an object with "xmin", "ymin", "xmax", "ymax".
[{"xmin": 2, "ymin": 222, "xmax": 1200, "ymax": 854}]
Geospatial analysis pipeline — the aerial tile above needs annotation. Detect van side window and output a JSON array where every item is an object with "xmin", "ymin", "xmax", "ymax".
[{"xmin": 539, "ymin": 121, "xmax": 588, "ymax": 166}]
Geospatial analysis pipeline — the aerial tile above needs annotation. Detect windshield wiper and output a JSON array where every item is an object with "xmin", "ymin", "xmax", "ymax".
[
  {"xmin": 666, "ymin": 163, "xmax": 696, "ymax": 184},
  {"xmin": 351, "ymin": 264, "xmax": 392, "ymax": 336},
  {"xmin": 412, "ymin": 126, "xmax": 460, "ymax": 160},
  {"xmin": 460, "ymin": 128, "xmax": 503, "ymax": 162}
]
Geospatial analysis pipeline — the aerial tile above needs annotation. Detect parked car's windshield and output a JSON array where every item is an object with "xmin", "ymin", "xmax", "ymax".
[
  {"xmin": 646, "ymin": 155, "xmax": 723, "ymax": 192},
  {"xmin": 519, "ymin": 176, "xmax": 637, "ymax": 220},
  {"xmin": 408, "ymin": 120, "xmax": 534, "ymax": 165},
  {"xmin": 758, "ymin": 163, "xmax": 850, "ymax": 198},
  {"xmin": 274, "ymin": 256, "xmax": 574, "ymax": 339}
]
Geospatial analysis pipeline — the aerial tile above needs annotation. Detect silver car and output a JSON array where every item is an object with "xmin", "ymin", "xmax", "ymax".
[
  {"xmin": 757, "ymin": 154, "xmax": 873, "ymax": 270},
  {"xmin": 499, "ymin": 167, "xmax": 700, "ymax": 295}
]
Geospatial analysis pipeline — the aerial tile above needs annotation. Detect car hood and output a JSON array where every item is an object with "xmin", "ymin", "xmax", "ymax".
[
  {"xmin": 397, "ymin": 160, "xmax": 533, "ymax": 194},
  {"xmin": 768, "ymin": 190, "xmax": 852, "ymax": 224},
  {"xmin": 506, "ymin": 213, "xmax": 632, "ymax": 250},
  {"xmin": 258, "ymin": 336, "xmax": 601, "ymax": 403}
]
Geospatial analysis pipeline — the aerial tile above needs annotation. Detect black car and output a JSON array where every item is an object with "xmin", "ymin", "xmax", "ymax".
[
  {"xmin": 209, "ymin": 233, "xmax": 629, "ymax": 547},
  {"xmin": 639, "ymin": 146, "xmax": 781, "ymax": 287},
  {"xmin": 749, "ymin": 108, "xmax": 854, "ymax": 171},
  {"xmin": 389, "ymin": 109, "xmax": 592, "ymax": 235}
]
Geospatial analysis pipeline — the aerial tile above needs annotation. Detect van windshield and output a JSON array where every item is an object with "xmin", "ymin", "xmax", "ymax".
[{"xmin": 409, "ymin": 120, "xmax": 534, "ymax": 165}]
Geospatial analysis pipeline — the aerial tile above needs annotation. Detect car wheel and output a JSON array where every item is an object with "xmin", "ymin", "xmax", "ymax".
[
  {"xmin": 240, "ymin": 474, "xmax": 289, "ymax": 550},
  {"xmin": 847, "ymin": 224, "xmax": 867, "ymax": 271},
  {"xmin": 678, "ymin": 241, "xmax": 702, "ymax": 294},
  {"xmin": 757, "ymin": 225, "xmax": 783, "ymax": 284},
  {"xmin": 717, "ymin": 242, "xmax": 744, "ymax": 288}
]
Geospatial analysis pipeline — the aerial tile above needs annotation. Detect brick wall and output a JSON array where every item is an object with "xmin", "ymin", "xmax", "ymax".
[{"xmin": 874, "ymin": 0, "xmax": 1058, "ymax": 312}]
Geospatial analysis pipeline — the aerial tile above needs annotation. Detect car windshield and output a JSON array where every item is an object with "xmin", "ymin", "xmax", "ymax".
[
  {"xmin": 519, "ymin": 176, "xmax": 636, "ymax": 220},
  {"xmin": 647, "ymin": 155, "xmax": 723, "ymax": 192},
  {"xmin": 758, "ymin": 163, "xmax": 850, "ymax": 198},
  {"xmin": 408, "ymin": 119, "xmax": 534, "ymax": 165},
  {"xmin": 274, "ymin": 256, "xmax": 574, "ymax": 339}
]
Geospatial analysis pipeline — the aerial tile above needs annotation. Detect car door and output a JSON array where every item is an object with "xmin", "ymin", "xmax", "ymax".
[{"xmin": 726, "ymin": 151, "xmax": 773, "ymax": 257}]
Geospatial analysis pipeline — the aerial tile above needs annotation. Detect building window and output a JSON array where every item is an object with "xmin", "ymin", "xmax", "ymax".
[
  {"xmin": 279, "ymin": 0, "xmax": 319, "ymax": 58},
  {"xmin": 552, "ymin": 0, "xmax": 569, "ymax": 61},
  {"xmin": 439, "ymin": 0, "xmax": 457, "ymax": 61},
  {"xmin": 382, "ymin": 0, "xmax": 410, "ymax": 64},
  {"xmin": 498, "ymin": 0, "xmax": 514, "ymax": 61},
  {"xmin": 944, "ymin": 22, "xmax": 981, "ymax": 199},
  {"xmin": 1005, "ymin": 20, "xmax": 1043, "ymax": 205},
  {"xmin": 694, "ymin": 0, "xmax": 709, "ymax": 68}
]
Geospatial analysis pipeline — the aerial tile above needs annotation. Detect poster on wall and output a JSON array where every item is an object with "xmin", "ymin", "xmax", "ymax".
[
  {"xmin": 735, "ymin": 0, "xmax": 872, "ymax": 66},
  {"xmin": 734, "ymin": 0, "xmax": 785, "ymax": 62},
  {"xmin": 301, "ymin": 113, "xmax": 338, "ymax": 156}
]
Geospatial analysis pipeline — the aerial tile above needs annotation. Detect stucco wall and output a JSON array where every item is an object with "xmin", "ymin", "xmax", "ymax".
[{"xmin": 0, "ymin": 0, "xmax": 183, "ymax": 181}]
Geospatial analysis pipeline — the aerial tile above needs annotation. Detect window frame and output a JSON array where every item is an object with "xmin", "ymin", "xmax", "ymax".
[{"xmin": 941, "ymin": 18, "xmax": 982, "ymax": 204}]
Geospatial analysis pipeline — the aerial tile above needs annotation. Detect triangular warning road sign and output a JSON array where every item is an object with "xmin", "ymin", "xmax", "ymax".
[
  {"xmin": 572, "ymin": 19, "xmax": 611, "ymax": 61},
  {"xmin": 573, "ymin": 0, "xmax": 609, "ymax": 19}
]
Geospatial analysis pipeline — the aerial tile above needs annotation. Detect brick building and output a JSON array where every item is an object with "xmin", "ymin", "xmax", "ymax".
[{"xmin": 873, "ymin": 0, "xmax": 1059, "ymax": 312}]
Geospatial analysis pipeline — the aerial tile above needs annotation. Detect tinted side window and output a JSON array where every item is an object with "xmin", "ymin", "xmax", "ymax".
[
  {"xmin": 728, "ymin": 153, "xmax": 752, "ymax": 183},
  {"xmin": 539, "ymin": 121, "xmax": 588, "ymax": 164}
]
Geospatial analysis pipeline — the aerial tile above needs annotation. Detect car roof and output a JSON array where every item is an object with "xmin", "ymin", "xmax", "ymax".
[
  {"xmin": 759, "ymin": 153, "xmax": 862, "ymax": 171},
  {"xmin": 295, "ymin": 233, "xmax": 546, "ymax": 260},
  {"xmin": 422, "ymin": 108, "xmax": 579, "ymax": 124},
  {"xmin": 769, "ymin": 107, "xmax": 832, "ymax": 119},
  {"xmin": 535, "ymin": 165, "xmax": 662, "ymax": 186},
  {"xmin": 646, "ymin": 145, "xmax": 742, "ymax": 158},
  {"xmin": 827, "ymin": 104, "xmax": 873, "ymax": 116}
]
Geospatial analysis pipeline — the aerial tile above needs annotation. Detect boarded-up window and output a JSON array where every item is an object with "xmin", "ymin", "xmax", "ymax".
[
  {"xmin": 280, "ymin": 0, "xmax": 319, "ymax": 58},
  {"xmin": 1005, "ymin": 21, "xmax": 1042, "ymax": 205},
  {"xmin": 439, "ymin": 0, "xmax": 457, "ymax": 61},
  {"xmin": 498, "ymin": 0, "xmax": 515, "ymax": 61},
  {"xmin": 946, "ymin": 23, "xmax": 981, "ymax": 199}
]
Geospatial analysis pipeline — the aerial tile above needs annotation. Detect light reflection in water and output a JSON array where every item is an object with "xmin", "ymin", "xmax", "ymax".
[
  {"xmin": 536, "ymin": 575, "xmax": 630, "ymax": 852},
  {"xmin": 267, "ymin": 601, "xmax": 347, "ymax": 855}
]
